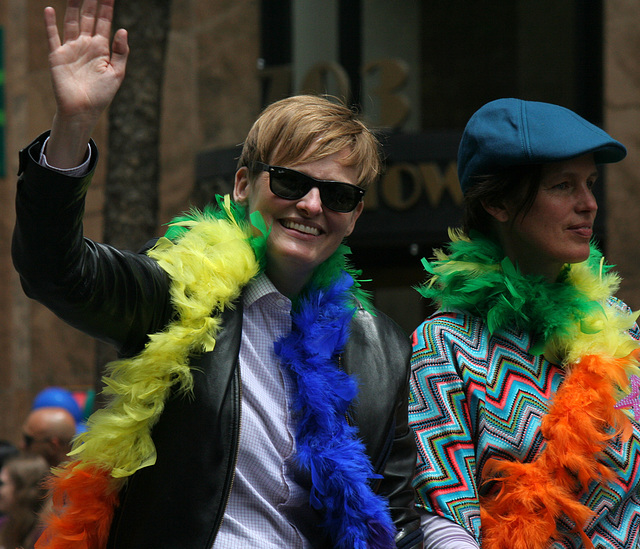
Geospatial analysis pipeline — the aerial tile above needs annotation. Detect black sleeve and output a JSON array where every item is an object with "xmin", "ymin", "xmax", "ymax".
[
  {"xmin": 12, "ymin": 132, "xmax": 173, "ymax": 356},
  {"xmin": 343, "ymin": 309, "xmax": 423, "ymax": 548}
]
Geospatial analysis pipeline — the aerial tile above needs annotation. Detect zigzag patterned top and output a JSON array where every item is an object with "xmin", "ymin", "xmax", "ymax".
[{"xmin": 410, "ymin": 300, "xmax": 640, "ymax": 548}]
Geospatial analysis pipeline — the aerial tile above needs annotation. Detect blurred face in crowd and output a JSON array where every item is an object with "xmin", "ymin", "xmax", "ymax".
[
  {"xmin": 21, "ymin": 407, "xmax": 75, "ymax": 467},
  {"xmin": 0, "ymin": 466, "xmax": 15, "ymax": 514}
]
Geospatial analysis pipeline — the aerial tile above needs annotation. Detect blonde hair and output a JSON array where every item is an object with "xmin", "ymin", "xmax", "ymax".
[{"xmin": 237, "ymin": 95, "xmax": 381, "ymax": 189}]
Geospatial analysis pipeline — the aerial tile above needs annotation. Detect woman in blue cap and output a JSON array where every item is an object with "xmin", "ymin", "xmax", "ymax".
[{"xmin": 409, "ymin": 98, "xmax": 640, "ymax": 549}]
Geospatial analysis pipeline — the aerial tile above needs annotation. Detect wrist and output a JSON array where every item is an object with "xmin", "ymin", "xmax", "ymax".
[{"xmin": 48, "ymin": 112, "xmax": 98, "ymax": 168}]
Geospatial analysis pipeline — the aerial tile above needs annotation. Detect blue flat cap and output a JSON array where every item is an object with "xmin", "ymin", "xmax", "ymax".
[{"xmin": 457, "ymin": 98, "xmax": 627, "ymax": 193}]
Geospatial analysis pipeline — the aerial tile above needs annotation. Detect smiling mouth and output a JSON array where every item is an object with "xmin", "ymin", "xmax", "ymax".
[{"xmin": 281, "ymin": 220, "xmax": 321, "ymax": 236}]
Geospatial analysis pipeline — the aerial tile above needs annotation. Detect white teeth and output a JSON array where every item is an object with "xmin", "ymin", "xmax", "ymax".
[{"xmin": 283, "ymin": 220, "xmax": 320, "ymax": 236}]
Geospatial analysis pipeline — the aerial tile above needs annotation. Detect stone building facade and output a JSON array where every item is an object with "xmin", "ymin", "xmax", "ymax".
[
  {"xmin": 1, "ymin": 0, "xmax": 639, "ymax": 443},
  {"xmin": 0, "ymin": 0, "xmax": 261, "ymax": 440}
]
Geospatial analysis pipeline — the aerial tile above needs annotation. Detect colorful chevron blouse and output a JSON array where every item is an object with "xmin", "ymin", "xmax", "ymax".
[{"xmin": 409, "ymin": 301, "xmax": 640, "ymax": 548}]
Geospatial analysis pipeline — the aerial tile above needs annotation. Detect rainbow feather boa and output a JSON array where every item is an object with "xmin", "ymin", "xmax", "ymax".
[
  {"xmin": 36, "ymin": 195, "xmax": 394, "ymax": 548},
  {"xmin": 417, "ymin": 230, "xmax": 640, "ymax": 549}
]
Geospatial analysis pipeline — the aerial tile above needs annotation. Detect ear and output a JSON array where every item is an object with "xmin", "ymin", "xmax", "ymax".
[
  {"xmin": 233, "ymin": 167, "xmax": 251, "ymax": 204},
  {"xmin": 481, "ymin": 199, "xmax": 510, "ymax": 223},
  {"xmin": 343, "ymin": 200, "xmax": 364, "ymax": 237}
]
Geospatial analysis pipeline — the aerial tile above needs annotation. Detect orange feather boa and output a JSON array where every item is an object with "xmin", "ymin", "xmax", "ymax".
[
  {"xmin": 421, "ymin": 234, "xmax": 640, "ymax": 547},
  {"xmin": 480, "ymin": 349, "xmax": 640, "ymax": 549},
  {"xmin": 35, "ymin": 201, "xmax": 263, "ymax": 549},
  {"xmin": 36, "ymin": 464, "xmax": 122, "ymax": 549}
]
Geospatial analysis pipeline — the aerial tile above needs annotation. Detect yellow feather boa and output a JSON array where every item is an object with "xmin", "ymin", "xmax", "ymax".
[
  {"xmin": 38, "ymin": 197, "xmax": 261, "ymax": 549},
  {"xmin": 71, "ymin": 196, "xmax": 259, "ymax": 476}
]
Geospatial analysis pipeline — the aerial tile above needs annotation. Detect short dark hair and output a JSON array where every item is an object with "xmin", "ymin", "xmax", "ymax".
[{"xmin": 462, "ymin": 164, "xmax": 543, "ymax": 236}]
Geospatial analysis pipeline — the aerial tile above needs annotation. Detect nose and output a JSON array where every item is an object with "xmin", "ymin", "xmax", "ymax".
[
  {"xmin": 296, "ymin": 186, "xmax": 323, "ymax": 216},
  {"xmin": 578, "ymin": 183, "xmax": 598, "ymax": 213}
]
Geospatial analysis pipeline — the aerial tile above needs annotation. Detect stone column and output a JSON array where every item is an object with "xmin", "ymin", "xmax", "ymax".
[{"xmin": 604, "ymin": 0, "xmax": 640, "ymax": 310}]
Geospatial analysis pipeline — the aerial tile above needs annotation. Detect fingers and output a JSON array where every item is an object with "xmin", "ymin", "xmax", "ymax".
[
  {"xmin": 111, "ymin": 28, "xmax": 129, "ymax": 76},
  {"xmin": 62, "ymin": 0, "xmax": 82, "ymax": 42},
  {"xmin": 95, "ymin": 0, "xmax": 116, "ymax": 41},
  {"xmin": 47, "ymin": 0, "xmax": 126, "ymax": 72},
  {"xmin": 44, "ymin": 7, "xmax": 61, "ymax": 52},
  {"xmin": 60, "ymin": 0, "xmax": 116, "ymax": 42},
  {"xmin": 78, "ymin": 0, "xmax": 99, "ymax": 36}
]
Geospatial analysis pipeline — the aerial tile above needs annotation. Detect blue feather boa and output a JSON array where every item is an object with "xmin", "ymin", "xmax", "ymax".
[
  {"xmin": 168, "ymin": 198, "xmax": 395, "ymax": 546},
  {"xmin": 275, "ymin": 272, "xmax": 396, "ymax": 549}
]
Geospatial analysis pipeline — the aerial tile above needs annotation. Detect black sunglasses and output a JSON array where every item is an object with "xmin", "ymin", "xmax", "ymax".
[{"xmin": 252, "ymin": 161, "xmax": 365, "ymax": 213}]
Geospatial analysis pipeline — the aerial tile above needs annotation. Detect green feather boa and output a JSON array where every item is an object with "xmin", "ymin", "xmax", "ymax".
[
  {"xmin": 416, "ymin": 229, "xmax": 631, "ymax": 361},
  {"xmin": 165, "ymin": 195, "xmax": 372, "ymax": 311}
]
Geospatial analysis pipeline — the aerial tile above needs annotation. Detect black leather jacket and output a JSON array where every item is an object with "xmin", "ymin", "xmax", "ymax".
[{"xmin": 12, "ymin": 133, "xmax": 423, "ymax": 549}]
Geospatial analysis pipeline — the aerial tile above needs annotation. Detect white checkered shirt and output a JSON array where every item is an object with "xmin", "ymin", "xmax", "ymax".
[{"xmin": 213, "ymin": 274, "xmax": 315, "ymax": 548}]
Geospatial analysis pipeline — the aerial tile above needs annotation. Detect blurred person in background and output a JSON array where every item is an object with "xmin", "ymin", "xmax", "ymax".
[
  {"xmin": 0, "ymin": 453, "xmax": 49, "ymax": 549},
  {"xmin": 32, "ymin": 387, "xmax": 86, "ymax": 432},
  {"xmin": 0, "ymin": 442, "xmax": 18, "ymax": 472},
  {"xmin": 0, "ymin": 442, "xmax": 19, "ymax": 522},
  {"xmin": 21, "ymin": 408, "xmax": 75, "ymax": 468}
]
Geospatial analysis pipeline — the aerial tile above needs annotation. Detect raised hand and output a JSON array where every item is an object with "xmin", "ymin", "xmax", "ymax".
[{"xmin": 45, "ymin": 0, "xmax": 129, "ymax": 167}]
